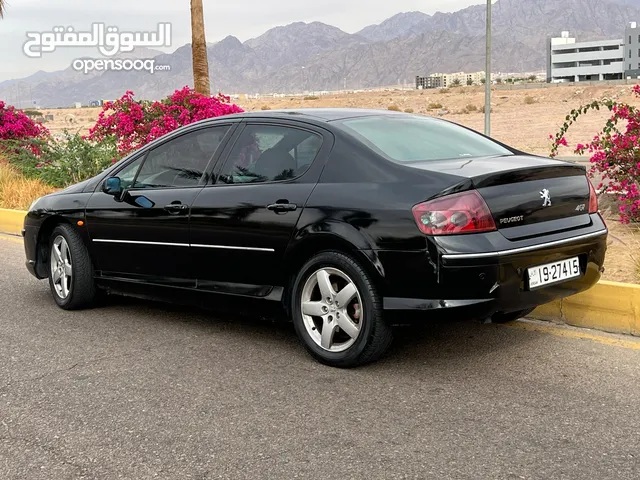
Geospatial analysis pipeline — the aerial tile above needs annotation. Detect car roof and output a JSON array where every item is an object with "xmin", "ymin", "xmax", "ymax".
[{"xmin": 236, "ymin": 108, "xmax": 413, "ymax": 122}]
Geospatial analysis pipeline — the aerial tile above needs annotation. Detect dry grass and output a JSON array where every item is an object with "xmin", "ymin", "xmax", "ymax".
[
  {"xmin": 0, "ymin": 163, "xmax": 57, "ymax": 210},
  {"xmin": 387, "ymin": 104, "xmax": 401, "ymax": 111},
  {"xmin": 602, "ymin": 216, "xmax": 640, "ymax": 284},
  {"xmin": 523, "ymin": 95, "xmax": 537, "ymax": 105},
  {"xmin": 428, "ymin": 102, "xmax": 444, "ymax": 110}
]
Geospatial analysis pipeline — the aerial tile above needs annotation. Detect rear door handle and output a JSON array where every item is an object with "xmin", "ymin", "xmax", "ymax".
[
  {"xmin": 164, "ymin": 203, "xmax": 189, "ymax": 214},
  {"xmin": 267, "ymin": 202, "xmax": 298, "ymax": 213}
]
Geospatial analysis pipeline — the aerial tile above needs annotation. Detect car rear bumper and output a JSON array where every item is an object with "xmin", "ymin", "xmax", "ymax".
[{"xmin": 379, "ymin": 216, "xmax": 608, "ymax": 318}]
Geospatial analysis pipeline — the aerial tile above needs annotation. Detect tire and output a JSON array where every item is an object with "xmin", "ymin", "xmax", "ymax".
[
  {"xmin": 47, "ymin": 223, "xmax": 96, "ymax": 310},
  {"xmin": 291, "ymin": 251, "xmax": 393, "ymax": 368},
  {"xmin": 491, "ymin": 307, "xmax": 536, "ymax": 324}
]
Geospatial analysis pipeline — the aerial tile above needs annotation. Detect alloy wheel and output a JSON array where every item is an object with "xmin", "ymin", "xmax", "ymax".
[
  {"xmin": 50, "ymin": 235, "xmax": 72, "ymax": 299},
  {"xmin": 300, "ymin": 267, "xmax": 363, "ymax": 352}
]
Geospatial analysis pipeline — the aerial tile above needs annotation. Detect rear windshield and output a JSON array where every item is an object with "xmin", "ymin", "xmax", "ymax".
[{"xmin": 337, "ymin": 115, "xmax": 513, "ymax": 162}]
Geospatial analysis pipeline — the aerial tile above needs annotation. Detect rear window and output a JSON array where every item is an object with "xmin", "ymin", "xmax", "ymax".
[{"xmin": 337, "ymin": 115, "xmax": 513, "ymax": 162}]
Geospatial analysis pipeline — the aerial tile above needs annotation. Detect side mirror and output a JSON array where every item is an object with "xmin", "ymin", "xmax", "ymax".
[{"xmin": 103, "ymin": 177, "xmax": 122, "ymax": 196}]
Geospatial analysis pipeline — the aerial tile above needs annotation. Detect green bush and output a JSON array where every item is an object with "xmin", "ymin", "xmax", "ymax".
[
  {"xmin": 4, "ymin": 132, "xmax": 118, "ymax": 188},
  {"xmin": 22, "ymin": 109, "xmax": 43, "ymax": 118}
]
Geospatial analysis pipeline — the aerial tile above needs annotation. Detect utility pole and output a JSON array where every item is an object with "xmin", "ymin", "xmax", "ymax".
[{"xmin": 484, "ymin": 0, "xmax": 492, "ymax": 137}]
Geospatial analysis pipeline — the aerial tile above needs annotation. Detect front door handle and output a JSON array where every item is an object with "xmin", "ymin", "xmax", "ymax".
[
  {"xmin": 164, "ymin": 202, "xmax": 189, "ymax": 214},
  {"xmin": 267, "ymin": 202, "xmax": 298, "ymax": 213}
]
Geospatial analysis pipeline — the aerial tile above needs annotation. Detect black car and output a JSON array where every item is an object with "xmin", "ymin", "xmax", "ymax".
[{"xmin": 22, "ymin": 109, "xmax": 608, "ymax": 367}]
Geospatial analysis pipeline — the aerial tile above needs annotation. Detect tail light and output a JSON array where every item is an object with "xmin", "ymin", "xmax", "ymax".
[
  {"xmin": 412, "ymin": 190, "xmax": 497, "ymax": 236},
  {"xmin": 588, "ymin": 178, "xmax": 599, "ymax": 214}
]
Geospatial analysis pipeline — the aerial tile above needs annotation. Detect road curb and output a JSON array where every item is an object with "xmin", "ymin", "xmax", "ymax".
[
  {"xmin": 1, "ymin": 208, "xmax": 638, "ymax": 336},
  {"xmin": 531, "ymin": 280, "xmax": 640, "ymax": 337},
  {"xmin": 0, "ymin": 208, "xmax": 26, "ymax": 236}
]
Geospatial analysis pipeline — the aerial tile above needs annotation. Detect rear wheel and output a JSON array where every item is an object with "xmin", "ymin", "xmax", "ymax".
[
  {"xmin": 48, "ymin": 224, "xmax": 96, "ymax": 310},
  {"xmin": 491, "ymin": 307, "xmax": 536, "ymax": 324},
  {"xmin": 291, "ymin": 251, "xmax": 393, "ymax": 368}
]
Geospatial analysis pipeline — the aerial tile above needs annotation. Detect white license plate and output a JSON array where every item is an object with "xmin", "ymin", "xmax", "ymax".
[{"xmin": 527, "ymin": 257, "xmax": 581, "ymax": 290}]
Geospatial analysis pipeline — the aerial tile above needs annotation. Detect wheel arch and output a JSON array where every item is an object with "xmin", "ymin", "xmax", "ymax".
[
  {"xmin": 35, "ymin": 215, "xmax": 83, "ymax": 277},
  {"xmin": 282, "ymin": 232, "xmax": 387, "ymax": 315}
]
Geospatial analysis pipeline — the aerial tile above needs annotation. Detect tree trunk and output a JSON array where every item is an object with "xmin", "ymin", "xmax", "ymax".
[
  {"xmin": 0, "ymin": 0, "xmax": 6, "ymax": 18},
  {"xmin": 190, "ymin": 0, "xmax": 210, "ymax": 95}
]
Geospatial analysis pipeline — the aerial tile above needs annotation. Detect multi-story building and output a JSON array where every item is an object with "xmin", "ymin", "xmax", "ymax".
[
  {"xmin": 624, "ymin": 22, "xmax": 640, "ymax": 79},
  {"xmin": 547, "ymin": 31, "xmax": 625, "ymax": 83},
  {"xmin": 415, "ymin": 71, "xmax": 485, "ymax": 89}
]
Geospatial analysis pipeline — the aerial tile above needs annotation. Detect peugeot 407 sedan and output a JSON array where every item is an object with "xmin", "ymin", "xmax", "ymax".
[{"xmin": 23, "ymin": 109, "xmax": 608, "ymax": 368}]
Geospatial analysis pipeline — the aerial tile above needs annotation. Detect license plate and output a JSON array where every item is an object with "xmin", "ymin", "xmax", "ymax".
[{"xmin": 527, "ymin": 257, "xmax": 581, "ymax": 290}]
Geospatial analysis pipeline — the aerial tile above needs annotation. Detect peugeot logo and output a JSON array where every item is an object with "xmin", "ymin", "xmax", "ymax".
[{"xmin": 540, "ymin": 188, "xmax": 552, "ymax": 207}]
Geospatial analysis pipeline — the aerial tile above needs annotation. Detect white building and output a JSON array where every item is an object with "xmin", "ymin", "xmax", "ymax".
[{"xmin": 547, "ymin": 31, "xmax": 625, "ymax": 83}]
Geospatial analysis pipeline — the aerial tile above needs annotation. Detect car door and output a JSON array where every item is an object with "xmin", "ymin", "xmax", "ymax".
[
  {"xmin": 85, "ymin": 124, "xmax": 235, "ymax": 285},
  {"xmin": 189, "ymin": 120, "xmax": 333, "ymax": 295}
]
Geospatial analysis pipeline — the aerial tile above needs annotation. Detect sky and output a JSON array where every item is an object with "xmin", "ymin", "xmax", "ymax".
[{"xmin": 0, "ymin": 0, "xmax": 483, "ymax": 82}]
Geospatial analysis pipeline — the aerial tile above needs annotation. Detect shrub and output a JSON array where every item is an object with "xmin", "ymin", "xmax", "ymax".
[
  {"xmin": 404, "ymin": 108, "xmax": 414, "ymax": 113},
  {"xmin": 388, "ymin": 105, "xmax": 401, "ymax": 111},
  {"xmin": 304, "ymin": 95, "xmax": 319, "ymax": 101},
  {"xmin": 439, "ymin": 88, "xmax": 450, "ymax": 94},
  {"xmin": 261, "ymin": 105, "xmax": 271, "ymax": 110},
  {"xmin": 22, "ymin": 109, "xmax": 43, "ymax": 118},
  {"xmin": 550, "ymin": 84, "xmax": 640, "ymax": 223},
  {"xmin": 0, "ymin": 162, "xmax": 57, "ymax": 210},
  {"xmin": 479, "ymin": 105, "xmax": 493, "ymax": 113},
  {"xmin": 451, "ymin": 79, "xmax": 461, "ymax": 87},
  {"xmin": 466, "ymin": 79, "xmax": 474, "ymax": 86},
  {"xmin": 428, "ymin": 103, "xmax": 443, "ymax": 110},
  {"xmin": 524, "ymin": 96, "xmax": 536, "ymax": 105},
  {"xmin": 0, "ymin": 101, "xmax": 49, "ymax": 141},
  {"xmin": 465, "ymin": 104, "xmax": 478, "ymax": 112},
  {"xmin": 88, "ymin": 87, "xmax": 243, "ymax": 156},
  {"xmin": 5, "ymin": 132, "xmax": 119, "ymax": 188}
]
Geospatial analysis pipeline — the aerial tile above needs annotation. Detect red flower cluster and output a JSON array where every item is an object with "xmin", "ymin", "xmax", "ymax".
[
  {"xmin": 550, "ymin": 85, "xmax": 640, "ymax": 223},
  {"xmin": 88, "ymin": 87, "xmax": 244, "ymax": 156},
  {"xmin": 0, "ymin": 101, "xmax": 49, "ymax": 141}
]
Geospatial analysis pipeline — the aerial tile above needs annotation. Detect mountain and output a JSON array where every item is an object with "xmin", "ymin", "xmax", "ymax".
[{"xmin": 3, "ymin": 0, "xmax": 640, "ymax": 107}]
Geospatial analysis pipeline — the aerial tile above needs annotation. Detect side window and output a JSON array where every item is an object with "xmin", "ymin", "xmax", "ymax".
[
  {"xmin": 219, "ymin": 125, "xmax": 322, "ymax": 184},
  {"xmin": 133, "ymin": 126, "xmax": 230, "ymax": 189},
  {"xmin": 116, "ymin": 156, "xmax": 145, "ymax": 190}
]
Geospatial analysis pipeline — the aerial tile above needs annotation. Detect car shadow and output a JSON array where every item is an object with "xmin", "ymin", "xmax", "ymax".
[{"xmin": 85, "ymin": 292, "xmax": 540, "ymax": 371}]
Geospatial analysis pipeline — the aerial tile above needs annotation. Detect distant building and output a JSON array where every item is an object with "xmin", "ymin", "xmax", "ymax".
[
  {"xmin": 546, "ymin": 30, "xmax": 626, "ymax": 83},
  {"xmin": 416, "ymin": 71, "xmax": 485, "ymax": 89},
  {"xmin": 624, "ymin": 22, "xmax": 640, "ymax": 79}
]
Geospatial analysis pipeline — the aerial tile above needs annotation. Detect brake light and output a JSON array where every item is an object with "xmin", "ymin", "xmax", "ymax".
[
  {"xmin": 412, "ymin": 190, "xmax": 497, "ymax": 236},
  {"xmin": 588, "ymin": 178, "xmax": 599, "ymax": 214}
]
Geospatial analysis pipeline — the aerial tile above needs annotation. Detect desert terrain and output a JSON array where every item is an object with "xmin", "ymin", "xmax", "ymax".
[{"xmin": 40, "ymin": 83, "xmax": 640, "ymax": 157}]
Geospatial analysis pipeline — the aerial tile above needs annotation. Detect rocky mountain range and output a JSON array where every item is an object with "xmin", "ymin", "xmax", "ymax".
[{"xmin": 3, "ymin": 0, "xmax": 640, "ymax": 107}]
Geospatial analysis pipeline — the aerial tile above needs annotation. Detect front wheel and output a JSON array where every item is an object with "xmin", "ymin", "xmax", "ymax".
[
  {"xmin": 291, "ymin": 251, "xmax": 393, "ymax": 368},
  {"xmin": 48, "ymin": 224, "xmax": 96, "ymax": 310}
]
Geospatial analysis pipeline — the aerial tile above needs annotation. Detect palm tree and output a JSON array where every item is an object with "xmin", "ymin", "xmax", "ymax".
[{"xmin": 190, "ymin": 0, "xmax": 211, "ymax": 95}]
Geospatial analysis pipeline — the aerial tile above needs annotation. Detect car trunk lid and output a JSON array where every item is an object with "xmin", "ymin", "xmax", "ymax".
[{"xmin": 406, "ymin": 155, "xmax": 592, "ymax": 239}]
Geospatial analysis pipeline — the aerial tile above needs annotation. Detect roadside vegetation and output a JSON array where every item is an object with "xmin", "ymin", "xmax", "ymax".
[{"xmin": 0, "ymin": 87, "xmax": 243, "ymax": 201}]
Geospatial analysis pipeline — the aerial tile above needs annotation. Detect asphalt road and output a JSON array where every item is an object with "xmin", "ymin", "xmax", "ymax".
[{"xmin": 1, "ymin": 235, "xmax": 640, "ymax": 480}]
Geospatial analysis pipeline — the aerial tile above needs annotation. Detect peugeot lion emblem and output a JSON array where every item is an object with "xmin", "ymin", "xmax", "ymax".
[{"xmin": 540, "ymin": 188, "xmax": 552, "ymax": 207}]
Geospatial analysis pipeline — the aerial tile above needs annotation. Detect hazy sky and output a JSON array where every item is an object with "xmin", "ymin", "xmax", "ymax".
[{"xmin": 0, "ymin": 0, "xmax": 483, "ymax": 81}]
